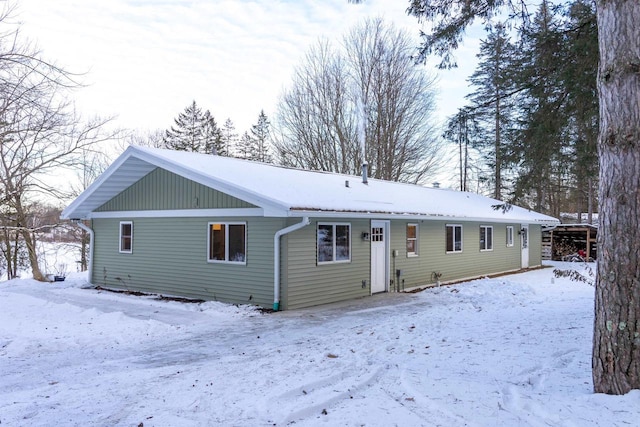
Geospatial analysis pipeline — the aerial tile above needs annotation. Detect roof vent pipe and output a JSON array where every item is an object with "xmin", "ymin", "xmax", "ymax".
[{"xmin": 362, "ymin": 163, "xmax": 368, "ymax": 185}]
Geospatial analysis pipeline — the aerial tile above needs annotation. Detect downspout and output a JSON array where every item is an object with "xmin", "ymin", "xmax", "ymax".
[
  {"xmin": 273, "ymin": 216, "xmax": 310, "ymax": 311},
  {"xmin": 72, "ymin": 220, "xmax": 94, "ymax": 285}
]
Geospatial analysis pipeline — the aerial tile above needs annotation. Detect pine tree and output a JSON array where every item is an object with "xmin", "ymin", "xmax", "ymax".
[
  {"xmin": 593, "ymin": 0, "xmax": 640, "ymax": 395},
  {"xmin": 248, "ymin": 110, "xmax": 273, "ymax": 163},
  {"xmin": 236, "ymin": 132, "xmax": 253, "ymax": 161},
  {"xmin": 202, "ymin": 110, "xmax": 224, "ymax": 155},
  {"xmin": 444, "ymin": 108, "xmax": 485, "ymax": 193},
  {"xmin": 512, "ymin": 1, "xmax": 569, "ymax": 215},
  {"xmin": 465, "ymin": 23, "xmax": 518, "ymax": 200},
  {"xmin": 562, "ymin": 1, "xmax": 598, "ymax": 222},
  {"xmin": 163, "ymin": 100, "xmax": 220, "ymax": 154},
  {"xmin": 220, "ymin": 118, "xmax": 238, "ymax": 157}
]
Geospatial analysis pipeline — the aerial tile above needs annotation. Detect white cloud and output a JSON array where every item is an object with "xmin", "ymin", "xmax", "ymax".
[{"xmin": 17, "ymin": 0, "xmax": 478, "ymax": 137}]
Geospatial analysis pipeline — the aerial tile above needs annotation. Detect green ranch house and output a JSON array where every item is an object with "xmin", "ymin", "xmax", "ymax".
[{"xmin": 62, "ymin": 146, "xmax": 559, "ymax": 310}]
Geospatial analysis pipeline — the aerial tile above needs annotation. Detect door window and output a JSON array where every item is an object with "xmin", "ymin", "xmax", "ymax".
[{"xmin": 371, "ymin": 227, "xmax": 384, "ymax": 242}]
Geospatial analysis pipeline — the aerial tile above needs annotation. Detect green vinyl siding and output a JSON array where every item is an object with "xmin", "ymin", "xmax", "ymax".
[
  {"xmin": 281, "ymin": 218, "xmax": 370, "ymax": 310},
  {"xmin": 389, "ymin": 220, "xmax": 522, "ymax": 289},
  {"xmin": 91, "ymin": 216, "xmax": 283, "ymax": 307},
  {"xmin": 96, "ymin": 168, "xmax": 256, "ymax": 212},
  {"xmin": 90, "ymin": 214, "xmax": 544, "ymax": 310},
  {"xmin": 528, "ymin": 225, "xmax": 542, "ymax": 266}
]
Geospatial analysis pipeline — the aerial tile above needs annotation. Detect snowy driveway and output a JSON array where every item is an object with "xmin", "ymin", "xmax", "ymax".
[{"xmin": 1, "ymin": 263, "xmax": 639, "ymax": 426}]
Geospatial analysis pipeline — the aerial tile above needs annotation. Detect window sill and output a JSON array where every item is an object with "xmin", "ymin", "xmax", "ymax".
[
  {"xmin": 317, "ymin": 260, "xmax": 352, "ymax": 266},
  {"xmin": 208, "ymin": 260, "xmax": 247, "ymax": 266}
]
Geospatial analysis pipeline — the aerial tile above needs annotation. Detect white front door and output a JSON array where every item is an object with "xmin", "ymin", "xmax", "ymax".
[
  {"xmin": 370, "ymin": 220, "xmax": 389, "ymax": 293},
  {"xmin": 521, "ymin": 224, "xmax": 529, "ymax": 269}
]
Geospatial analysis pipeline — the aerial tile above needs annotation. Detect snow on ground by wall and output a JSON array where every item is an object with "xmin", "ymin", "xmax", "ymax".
[
  {"xmin": 1, "ymin": 262, "xmax": 639, "ymax": 426},
  {"xmin": 0, "ymin": 241, "xmax": 82, "ymax": 281}
]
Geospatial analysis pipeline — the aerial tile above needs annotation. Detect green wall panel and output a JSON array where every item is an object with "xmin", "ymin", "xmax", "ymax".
[
  {"xmin": 282, "ymin": 218, "xmax": 371, "ymax": 310},
  {"xmin": 97, "ymin": 168, "xmax": 256, "ymax": 211},
  {"xmin": 389, "ymin": 220, "xmax": 524, "ymax": 289},
  {"xmin": 91, "ymin": 216, "xmax": 284, "ymax": 307},
  {"xmin": 90, "ymin": 215, "xmax": 545, "ymax": 310}
]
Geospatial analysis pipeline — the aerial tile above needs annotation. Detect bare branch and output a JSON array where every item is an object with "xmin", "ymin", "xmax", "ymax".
[{"xmin": 273, "ymin": 18, "xmax": 443, "ymax": 184}]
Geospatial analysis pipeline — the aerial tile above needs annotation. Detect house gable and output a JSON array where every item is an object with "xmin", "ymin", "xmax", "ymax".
[{"xmin": 96, "ymin": 167, "xmax": 257, "ymax": 212}]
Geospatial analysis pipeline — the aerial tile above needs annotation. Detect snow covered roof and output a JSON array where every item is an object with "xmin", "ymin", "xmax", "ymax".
[{"xmin": 62, "ymin": 146, "xmax": 560, "ymax": 225}]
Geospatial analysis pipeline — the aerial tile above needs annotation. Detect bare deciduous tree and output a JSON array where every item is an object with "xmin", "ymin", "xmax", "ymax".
[
  {"xmin": 275, "ymin": 39, "xmax": 357, "ymax": 173},
  {"xmin": 68, "ymin": 147, "xmax": 111, "ymax": 272},
  {"xmin": 273, "ymin": 18, "xmax": 442, "ymax": 183},
  {"xmin": 120, "ymin": 128, "xmax": 165, "ymax": 150},
  {"xmin": 0, "ymin": 5, "xmax": 115, "ymax": 281}
]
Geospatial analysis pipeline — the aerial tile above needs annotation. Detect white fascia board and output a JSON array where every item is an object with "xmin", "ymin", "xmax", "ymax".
[
  {"xmin": 90, "ymin": 208, "xmax": 265, "ymax": 219},
  {"xmin": 130, "ymin": 147, "xmax": 290, "ymax": 215},
  {"xmin": 61, "ymin": 147, "xmax": 144, "ymax": 219},
  {"xmin": 286, "ymin": 210, "xmax": 560, "ymax": 225}
]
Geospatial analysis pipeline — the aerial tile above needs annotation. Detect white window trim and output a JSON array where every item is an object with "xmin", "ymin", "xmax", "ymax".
[
  {"xmin": 207, "ymin": 222, "xmax": 247, "ymax": 265},
  {"xmin": 407, "ymin": 223, "xmax": 419, "ymax": 257},
  {"xmin": 506, "ymin": 226, "xmax": 514, "ymax": 247},
  {"xmin": 480, "ymin": 225, "xmax": 494, "ymax": 252},
  {"xmin": 119, "ymin": 221, "xmax": 133, "ymax": 254},
  {"xmin": 446, "ymin": 224, "xmax": 463, "ymax": 254},
  {"xmin": 317, "ymin": 222, "xmax": 352, "ymax": 265}
]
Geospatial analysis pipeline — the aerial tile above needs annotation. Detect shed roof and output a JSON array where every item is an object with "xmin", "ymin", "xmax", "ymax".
[{"xmin": 62, "ymin": 146, "xmax": 560, "ymax": 225}]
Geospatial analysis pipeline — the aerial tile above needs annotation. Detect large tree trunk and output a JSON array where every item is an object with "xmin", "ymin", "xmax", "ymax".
[
  {"xmin": 593, "ymin": 0, "xmax": 640, "ymax": 395},
  {"xmin": 12, "ymin": 193, "xmax": 46, "ymax": 282},
  {"xmin": 80, "ymin": 227, "xmax": 89, "ymax": 272},
  {"xmin": 21, "ymin": 229, "xmax": 46, "ymax": 282}
]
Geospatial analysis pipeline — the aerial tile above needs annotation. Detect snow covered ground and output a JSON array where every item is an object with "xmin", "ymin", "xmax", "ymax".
[
  {"xmin": 0, "ymin": 241, "xmax": 81, "ymax": 282},
  {"xmin": 1, "ymin": 262, "xmax": 638, "ymax": 426}
]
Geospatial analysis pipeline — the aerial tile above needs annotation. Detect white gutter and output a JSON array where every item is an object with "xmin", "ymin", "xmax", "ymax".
[
  {"xmin": 273, "ymin": 216, "xmax": 310, "ymax": 311},
  {"xmin": 73, "ymin": 220, "xmax": 94, "ymax": 285}
]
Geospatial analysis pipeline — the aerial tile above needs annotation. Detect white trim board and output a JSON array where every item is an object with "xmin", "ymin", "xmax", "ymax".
[
  {"xmin": 286, "ymin": 210, "xmax": 557, "ymax": 225},
  {"xmin": 90, "ymin": 208, "xmax": 264, "ymax": 219},
  {"xmin": 90, "ymin": 207, "xmax": 556, "ymax": 225}
]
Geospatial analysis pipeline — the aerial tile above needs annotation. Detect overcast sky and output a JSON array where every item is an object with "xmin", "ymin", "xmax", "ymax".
[{"xmin": 16, "ymin": 0, "xmax": 479, "ymax": 157}]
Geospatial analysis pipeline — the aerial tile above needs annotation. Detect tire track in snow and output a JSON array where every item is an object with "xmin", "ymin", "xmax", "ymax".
[{"xmin": 258, "ymin": 365, "xmax": 385, "ymax": 425}]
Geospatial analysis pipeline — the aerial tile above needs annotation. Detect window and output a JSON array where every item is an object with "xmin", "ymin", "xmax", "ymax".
[
  {"xmin": 406, "ymin": 223, "xmax": 418, "ymax": 256},
  {"xmin": 208, "ymin": 222, "xmax": 246, "ymax": 264},
  {"xmin": 119, "ymin": 221, "xmax": 133, "ymax": 253},
  {"xmin": 317, "ymin": 223, "xmax": 351, "ymax": 264},
  {"xmin": 506, "ymin": 226, "xmax": 514, "ymax": 247},
  {"xmin": 480, "ymin": 225, "xmax": 493, "ymax": 251},
  {"xmin": 371, "ymin": 227, "xmax": 384, "ymax": 242},
  {"xmin": 446, "ymin": 224, "xmax": 463, "ymax": 253}
]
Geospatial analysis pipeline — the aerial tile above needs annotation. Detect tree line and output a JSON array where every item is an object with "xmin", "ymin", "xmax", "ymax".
[
  {"xmin": 141, "ymin": 101, "xmax": 274, "ymax": 163},
  {"xmin": 444, "ymin": 1, "xmax": 597, "ymax": 222}
]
